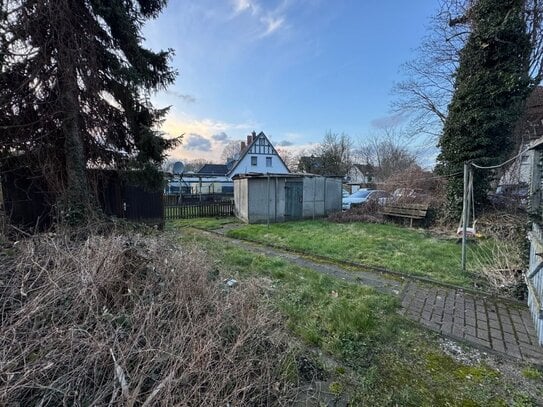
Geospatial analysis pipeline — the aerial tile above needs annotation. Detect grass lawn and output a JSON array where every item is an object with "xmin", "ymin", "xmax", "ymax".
[
  {"xmin": 178, "ymin": 230, "xmax": 542, "ymax": 406},
  {"xmin": 226, "ymin": 220, "xmax": 493, "ymax": 287}
]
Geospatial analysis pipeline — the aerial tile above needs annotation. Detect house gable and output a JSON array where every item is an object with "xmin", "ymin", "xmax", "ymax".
[{"xmin": 227, "ymin": 132, "xmax": 289, "ymax": 178}]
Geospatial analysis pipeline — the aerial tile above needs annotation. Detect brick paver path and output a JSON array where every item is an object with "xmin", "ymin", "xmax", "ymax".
[
  {"xmin": 195, "ymin": 228, "xmax": 543, "ymax": 364},
  {"xmin": 400, "ymin": 281, "xmax": 543, "ymax": 364}
]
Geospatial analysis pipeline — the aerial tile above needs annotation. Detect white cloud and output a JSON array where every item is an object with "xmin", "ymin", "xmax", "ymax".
[
  {"xmin": 232, "ymin": 0, "xmax": 255, "ymax": 15},
  {"xmin": 231, "ymin": 0, "xmax": 286, "ymax": 38},
  {"xmin": 161, "ymin": 113, "xmax": 258, "ymax": 162},
  {"xmin": 259, "ymin": 15, "xmax": 285, "ymax": 38}
]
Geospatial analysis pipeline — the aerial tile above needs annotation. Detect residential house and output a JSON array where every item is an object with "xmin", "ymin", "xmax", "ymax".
[
  {"xmin": 227, "ymin": 131, "xmax": 290, "ymax": 178},
  {"xmin": 501, "ymin": 86, "xmax": 543, "ymax": 186},
  {"xmin": 197, "ymin": 164, "xmax": 229, "ymax": 176},
  {"xmin": 347, "ymin": 164, "xmax": 374, "ymax": 184},
  {"xmin": 164, "ymin": 132, "xmax": 288, "ymax": 196}
]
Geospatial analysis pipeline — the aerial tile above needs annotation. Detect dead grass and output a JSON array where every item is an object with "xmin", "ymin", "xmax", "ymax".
[
  {"xmin": 0, "ymin": 232, "xmax": 295, "ymax": 405},
  {"xmin": 468, "ymin": 212, "xmax": 528, "ymax": 297},
  {"xmin": 469, "ymin": 240, "xmax": 524, "ymax": 293}
]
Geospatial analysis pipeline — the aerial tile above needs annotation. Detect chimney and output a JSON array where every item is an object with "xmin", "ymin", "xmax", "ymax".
[
  {"xmin": 246, "ymin": 134, "xmax": 252, "ymax": 145},
  {"xmin": 240, "ymin": 141, "xmax": 246, "ymax": 151}
]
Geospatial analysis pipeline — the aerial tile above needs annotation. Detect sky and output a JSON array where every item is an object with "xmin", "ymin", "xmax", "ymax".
[{"xmin": 143, "ymin": 0, "xmax": 440, "ymax": 163}]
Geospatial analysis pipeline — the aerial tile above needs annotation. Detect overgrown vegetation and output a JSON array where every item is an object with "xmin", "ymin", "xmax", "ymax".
[
  {"xmin": 0, "ymin": 233, "xmax": 296, "ymax": 405},
  {"xmin": 467, "ymin": 212, "xmax": 529, "ymax": 297},
  {"xmin": 184, "ymin": 231, "xmax": 543, "ymax": 406},
  {"xmin": 328, "ymin": 200, "xmax": 386, "ymax": 224},
  {"xmin": 437, "ymin": 0, "xmax": 533, "ymax": 216}
]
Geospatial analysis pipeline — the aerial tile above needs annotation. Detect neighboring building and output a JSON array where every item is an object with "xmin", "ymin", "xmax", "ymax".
[
  {"xmin": 165, "ymin": 131, "xmax": 289, "ymax": 195},
  {"xmin": 233, "ymin": 173, "xmax": 342, "ymax": 224},
  {"xmin": 197, "ymin": 164, "xmax": 229, "ymax": 176},
  {"xmin": 165, "ymin": 175, "xmax": 232, "ymax": 195},
  {"xmin": 347, "ymin": 164, "xmax": 374, "ymax": 184},
  {"xmin": 526, "ymin": 136, "xmax": 543, "ymax": 346},
  {"xmin": 516, "ymin": 86, "xmax": 543, "ymax": 142},
  {"xmin": 227, "ymin": 131, "xmax": 290, "ymax": 178},
  {"xmin": 501, "ymin": 86, "xmax": 543, "ymax": 186},
  {"xmin": 499, "ymin": 149, "xmax": 532, "ymax": 186}
]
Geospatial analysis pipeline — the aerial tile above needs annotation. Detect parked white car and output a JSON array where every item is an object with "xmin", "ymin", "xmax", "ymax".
[{"xmin": 342, "ymin": 189, "xmax": 390, "ymax": 210}]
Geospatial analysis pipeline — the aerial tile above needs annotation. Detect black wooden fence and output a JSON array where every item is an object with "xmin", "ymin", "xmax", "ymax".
[
  {"xmin": 1, "ymin": 165, "xmax": 165, "ymax": 230},
  {"xmin": 164, "ymin": 201, "xmax": 234, "ymax": 220}
]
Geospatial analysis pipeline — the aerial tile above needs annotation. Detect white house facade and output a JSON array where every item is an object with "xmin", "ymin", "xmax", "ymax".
[
  {"xmin": 227, "ymin": 132, "xmax": 290, "ymax": 179},
  {"xmin": 347, "ymin": 164, "xmax": 374, "ymax": 184}
]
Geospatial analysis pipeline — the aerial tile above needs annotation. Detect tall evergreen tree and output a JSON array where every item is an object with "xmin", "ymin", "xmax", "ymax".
[
  {"xmin": 0, "ymin": 0, "xmax": 178, "ymax": 222},
  {"xmin": 436, "ymin": 0, "xmax": 533, "ymax": 216}
]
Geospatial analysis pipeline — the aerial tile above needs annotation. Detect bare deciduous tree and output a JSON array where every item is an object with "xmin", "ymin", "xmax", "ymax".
[
  {"xmin": 162, "ymin": 158, "xmax": 212, "ymax": 173},
  {"xmin": 357, "ymin": 128, "xmax": 418, "ymax": 182},
  {"xmin": 299, "ymin": 132, "xmax": 353, "ymax": 176},
  {"xmin": 275, "ymin": 148, "xmax": 299, "ymax": 172},
  {"xmin": 220, "ymin": 140, "xmax": 243, "ymax": 162}
]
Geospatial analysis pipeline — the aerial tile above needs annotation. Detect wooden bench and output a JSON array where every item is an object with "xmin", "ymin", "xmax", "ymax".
[{"xmin": 380, "ymin": 203, "xmax": 429, "ymax": 227}]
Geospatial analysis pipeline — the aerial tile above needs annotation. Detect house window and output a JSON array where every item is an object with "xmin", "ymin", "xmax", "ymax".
[
  {"xmin": 266, "ymin": 157, "xmax": 272, "ymax": 167},
  {"xmin": 251, "ymin": 156, "xmax": 257, "ymax": 166},
  {"xmin": 521, "ymin": 155, "xmax": 529, "ymax": 163}
]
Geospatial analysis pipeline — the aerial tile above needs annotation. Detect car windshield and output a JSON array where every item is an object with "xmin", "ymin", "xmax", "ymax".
[{"xmin": 350, "ymin": 190, "xmax": 371, "ymax": 199}]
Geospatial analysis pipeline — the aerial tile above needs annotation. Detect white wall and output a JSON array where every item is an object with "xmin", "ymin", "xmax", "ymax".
[
  {"xmin": 347, "ymin": 168, "xmax": 370, "ymax": 184},
  {"xmin": 230, "ymin": 153, "xmax": 288, "ymax": 178}
]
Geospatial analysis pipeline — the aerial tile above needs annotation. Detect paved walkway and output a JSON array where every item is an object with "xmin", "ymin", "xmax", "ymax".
[
  {"xmin": 400, "ymin": 281, "xmax": 543, "ymax": 364},
  {"xmin": 194, "ymin": 228, "xmax": 543, "ymax": 365}
]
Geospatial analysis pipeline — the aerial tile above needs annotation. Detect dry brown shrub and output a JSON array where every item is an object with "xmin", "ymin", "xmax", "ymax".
[
  {"xmin": 468, "ymin": 240, "xmax": 525, "ymax": 296},
  {"xmin": 468, "ymin": 212, "xmax": 528, "ymax": 297},
  {"xmin": 328, "ymin": 200, "xmax": 385, "ymax": 224},
  {"xmin": 0, "ymin": 233, "xmax": 296, "ymax": 405},
  {"xmin": 379, "ymin": 166, "xmax": 446, "ymax": 208},
  {"xmin": 476, "ymin": 212, "xmax": 528, "ymax": 242}
]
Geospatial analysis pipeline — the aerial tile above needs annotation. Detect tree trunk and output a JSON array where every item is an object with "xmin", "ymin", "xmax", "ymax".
[{"xmin": 59, "ymin": 51, "xmax": 89, "ymax": 223}]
